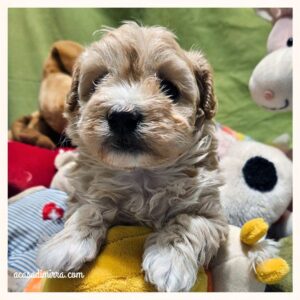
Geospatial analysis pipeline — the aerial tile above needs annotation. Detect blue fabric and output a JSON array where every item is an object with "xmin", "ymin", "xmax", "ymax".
[{"xmin": 8, "ymin": 188, "xmax": 67, "ymax": 273}]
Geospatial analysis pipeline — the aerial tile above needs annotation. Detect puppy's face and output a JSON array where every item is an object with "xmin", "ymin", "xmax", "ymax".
[{"xmin": 66, "ymin": 23, "xmax": 216, "ymax": 169}]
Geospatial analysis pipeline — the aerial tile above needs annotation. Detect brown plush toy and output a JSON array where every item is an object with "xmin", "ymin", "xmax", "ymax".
[{"xmin": 9, "ymin": 40, "xmax": 84, "ymax": 149}]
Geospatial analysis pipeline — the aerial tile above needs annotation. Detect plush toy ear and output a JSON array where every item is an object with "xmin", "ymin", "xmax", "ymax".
[
  {"xmin": 187, "ymin": 51, "xmax": 217, "ymax": 126},
  {"xmin": 256, "ymin": 8, "xmax": 293, "ymax": 23},
  {"xmin": 43, "ymin": 40, "xmax": 84, "ymax": 77}
]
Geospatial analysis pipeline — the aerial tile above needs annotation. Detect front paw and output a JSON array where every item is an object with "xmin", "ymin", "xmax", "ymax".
[
  {"xmin": 142, "ymin": 234, "xmax": 198, "ymax": 292},
  {"xmin": 36, "ymin": 231, "xmax": 99, "ymax": 272}
]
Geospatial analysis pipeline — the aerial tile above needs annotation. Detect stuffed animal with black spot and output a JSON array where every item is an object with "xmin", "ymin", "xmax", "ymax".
[{"xmin": 219, "ymin": 140, "xmax": 292, "ymax": 237}]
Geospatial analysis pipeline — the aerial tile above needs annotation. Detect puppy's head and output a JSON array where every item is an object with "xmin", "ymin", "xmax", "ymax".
[{"xmin": 65, "ymin": 22, "xmax": 216, "ymax": 169}]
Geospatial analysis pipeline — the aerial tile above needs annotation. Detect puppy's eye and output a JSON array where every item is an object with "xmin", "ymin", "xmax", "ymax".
[
  {"xmin": 89, "ymin": 73, "xmax": 107, "ymax": 95},
  {"xmin": 160, "ymin": 79, "xmax": 180, "ymax": 103},
  {"xmin": 287, "ymin": 37, "xmax": 293, "ymax": 47}
]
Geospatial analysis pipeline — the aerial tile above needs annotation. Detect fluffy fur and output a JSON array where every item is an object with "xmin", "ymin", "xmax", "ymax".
[{"xmin": 37, "ymin": 22, "xmax": 228, "ymax": 292}]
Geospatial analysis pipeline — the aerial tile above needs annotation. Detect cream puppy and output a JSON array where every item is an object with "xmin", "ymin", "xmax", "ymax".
[{"xmin": 37, "ymin": 22, "xmax": 228, "ymax": 292}]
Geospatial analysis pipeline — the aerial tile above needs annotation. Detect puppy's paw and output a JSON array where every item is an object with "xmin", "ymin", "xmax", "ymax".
[
  {"xmin": 36, "ymin": 231, "xmax": 99, "ymax": 272},
  {"xmin": 142, "ymin": 236, "xmax": 198, "ymax": 292}
]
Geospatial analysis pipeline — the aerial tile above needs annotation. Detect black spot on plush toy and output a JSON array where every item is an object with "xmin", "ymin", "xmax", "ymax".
[{"xmin": 242, "ymin": 156, "xmax": 278, "ymax": 192}]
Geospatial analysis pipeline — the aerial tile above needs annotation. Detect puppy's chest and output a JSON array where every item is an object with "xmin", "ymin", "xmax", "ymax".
[{"xmin": 86, "ymin": 168, "xmax": 198, "ymax": 227}]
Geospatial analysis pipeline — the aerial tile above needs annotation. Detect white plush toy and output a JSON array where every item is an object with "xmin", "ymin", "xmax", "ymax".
[
  {"xmin": 219, "ymin": 140, "xmax": 293, "ymax": 236},
  {"xmin": 249, "ymin": 8, "xmax": 292, "ymax": 112},
  {"xmin": 211, "ymin": 220, "xmax": 287, "ymax": 292}
]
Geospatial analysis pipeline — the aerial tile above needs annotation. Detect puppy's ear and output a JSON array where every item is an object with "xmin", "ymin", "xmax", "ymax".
[
  {"xmin": 187, "ymin": 51, "xmax": 217, "ymax": 124},
  {"xmin": 65, "ymin": 62, "xmax": 81, "ymax": 114}
]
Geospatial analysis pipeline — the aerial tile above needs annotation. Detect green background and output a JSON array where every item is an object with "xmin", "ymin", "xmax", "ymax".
[{"xmin": 8, "ymin": 8, "xmax": 292, "ymax": 144}]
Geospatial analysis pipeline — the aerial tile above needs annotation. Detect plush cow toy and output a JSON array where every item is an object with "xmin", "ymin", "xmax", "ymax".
[{"xmin": 249, "ymin": 8, "xmax": 293, "ymax": 112}]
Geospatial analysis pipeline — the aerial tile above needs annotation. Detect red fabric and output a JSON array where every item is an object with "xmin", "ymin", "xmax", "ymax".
[{"xmin": 8, "ymin": 141, "xmax": 74, "ymax": 197}]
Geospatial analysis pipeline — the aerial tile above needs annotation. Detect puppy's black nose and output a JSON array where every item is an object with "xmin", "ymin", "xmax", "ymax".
[{"xmin": 107, "ymin": 109, "xmax": 143, "ymax": 135}]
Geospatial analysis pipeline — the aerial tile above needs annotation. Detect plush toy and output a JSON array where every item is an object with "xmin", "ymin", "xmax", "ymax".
[
  {"xmin": 249, "ymin": 8, "xmax": 292, "ymax": 112},
  {"xmin": 216, "ymin": 131, "xmax": 293, "ymax": 291},
  {"xmin": 9, "ymin": 40, "xmax": 83, "ymax": 149},
  {"xmin": 211, "ymin": 218, "xmax": 289, "ymax": 292},
  {"xmin": 40, "ymin": 226, "xmax": 211, "ymax": 292},
  {"xmin": 8, "ymin": 140, "xmax": 73, "ymax": 197},
  {"xmin": 219, "ymin": 139, "xmax": 293, "ymax": 237},
  {"xmin": 216, "ymin": 125, "xmax": 293, "ymax": 239}
]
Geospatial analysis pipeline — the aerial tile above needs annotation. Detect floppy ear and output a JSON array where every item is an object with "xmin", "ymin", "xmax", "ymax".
[
  {"xmin": 187, "ymin": 51, "xmax": 217, "ymax": 124},
  {"xmin": 43, "ymin": 40, "xmax": 84, "ymax": 77},
  {"xmin": 63, "ymin": 62, "xmax": 82, "ymax": 144},
  {"xmin": 65, "ymin": 62, "xmax": 81, "ymax": 115}
]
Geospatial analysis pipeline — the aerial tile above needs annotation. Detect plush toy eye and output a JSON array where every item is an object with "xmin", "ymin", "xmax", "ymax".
[
  {"xmin": 286, "ymin": 37, "xmax": 293, "ymax": 47},
  {"xmin": 160, "ymin": 79, "xmax": 180, "ymax": 103}
]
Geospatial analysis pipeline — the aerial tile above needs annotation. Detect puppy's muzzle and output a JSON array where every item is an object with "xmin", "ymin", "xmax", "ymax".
[
  {"xmin": 107, "ymin": 108, "xmax": 143, "ymax": 135},
  {"xmin": 106, "ymin": 107, "xmax": 146, "ymax": 153}
]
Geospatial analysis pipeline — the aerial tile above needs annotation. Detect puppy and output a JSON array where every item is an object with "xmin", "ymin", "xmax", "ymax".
[{"xmin": 37, "ymin": 22, "xmax": 228, "ymax": 292}]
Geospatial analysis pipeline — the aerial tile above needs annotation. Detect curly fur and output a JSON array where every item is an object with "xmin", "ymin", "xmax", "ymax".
[{"xmin": 37, "ymin": 22, "xmax": 228, "ymax": 292}]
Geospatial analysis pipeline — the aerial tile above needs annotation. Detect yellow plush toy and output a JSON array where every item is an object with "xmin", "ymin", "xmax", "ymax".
[
  {"xmin": 24, "ymin": 218, "xmax": 288, "ymax": 292},
  {"xmin": 31, "ymin": 226, "xmax": 211, "ymax": 292}
]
